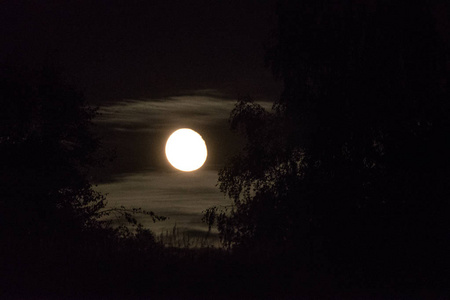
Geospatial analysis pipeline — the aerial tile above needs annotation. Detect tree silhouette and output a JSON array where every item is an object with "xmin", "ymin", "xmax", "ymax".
[
  {"xmin": 208, "ymin": 0, "xmax": 450, "ymax": 288},
  {"xmin": 0, "ymin": 64, "xmax": 176, "ymax": 298},
  {"xmin": 0, "ymin": 64, "xmax": 106, "ymax": 245}
]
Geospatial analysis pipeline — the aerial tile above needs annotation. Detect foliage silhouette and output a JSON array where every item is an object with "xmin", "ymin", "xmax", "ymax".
[
  {"xmin": 207, "ymin": 0, "xmax": 450, "ymax": 290},
  {"xmin": 0, "ymin": 64, "xmax": 107, "ymax": 242},
  {"xmin": 0, "ymin": 63, "xmax": 172, "ymax": 298}
]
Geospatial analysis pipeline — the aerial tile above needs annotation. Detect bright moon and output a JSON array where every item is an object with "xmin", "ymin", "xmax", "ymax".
[{"xmin": 165, "ymin": 128, "xmax": 207, "ymax": 172}]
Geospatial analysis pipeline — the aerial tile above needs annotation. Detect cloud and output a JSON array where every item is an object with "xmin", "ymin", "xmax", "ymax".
[
  {"xmin": 97, "ymin": 91, "xmax": 234, "ymax": 132},
  {"xmin": 95, "ymin": 169, "xmax": 231, "ymax": 235},
  {"xmin": 96, "ymin": 90, "xmax": 272, "ymax": 132}
]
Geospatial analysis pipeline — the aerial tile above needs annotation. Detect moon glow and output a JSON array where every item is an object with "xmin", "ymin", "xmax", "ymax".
[{"xmin": 165, "ymin": 128, "xmax": 207, "ymax": 172}]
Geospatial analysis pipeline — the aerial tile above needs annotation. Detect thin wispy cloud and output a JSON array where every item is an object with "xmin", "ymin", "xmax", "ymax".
[
  {"xmin": 98, "ymin": 92, "xmax": 234, "ymax": 132},
  {"xmin": 96, "ymin": 90, "xmax": 272, "ymax": 132},
  {"xmin": 96, "ymin": 170, "xmax": 230, "ymax": 235}
]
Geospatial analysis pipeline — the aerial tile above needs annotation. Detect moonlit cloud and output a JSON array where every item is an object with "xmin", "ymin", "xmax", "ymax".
[
  {"xmin": 96, "ymin": 90, "xmax": 272, "ymax": 132},
  {"xmin": 98, "ymin": 92, "xmax": 230, "ymax": 132},
  {"xmin": 95, "ymin": 170, "xmax": 231, "ymax": 236}
]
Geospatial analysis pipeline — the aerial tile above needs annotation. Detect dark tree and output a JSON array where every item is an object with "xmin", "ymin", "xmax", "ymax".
[
  {"xmin": 0, "ymin": 64, "xmax": 106, "ymax": 246},
  {"xmin": 209, "ymin": 0, "xmax": 450, "ymax": 290},
  {"xmin": 0, "ymin": 64, "xmax": 173, "ymax": 299}
]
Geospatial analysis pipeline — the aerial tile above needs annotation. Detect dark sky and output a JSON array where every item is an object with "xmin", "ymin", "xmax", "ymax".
[
  {"xmin": 1, "ymin": 1, "xmax": 282, "ymax": 236},
  {"xmin": 2, "ymin": 0, "xmax": 449, "ymax": 240},
  {"xmin": 1, "ymin": 0, "xmax": 281, "ymax": 104},
  {"xmin": 1, "ymin": 0, "xmax": 284, "ymax": 174}
]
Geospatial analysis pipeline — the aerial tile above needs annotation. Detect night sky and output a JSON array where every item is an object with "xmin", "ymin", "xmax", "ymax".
[
  {"xmin": 2, "ymin": 0, "xmax": 449, "ymax": 239},
  {"xmin": 1, "ymin": 0, "xmax": 281, "ymax": 103},
  {"xmin": 1, "ymin": 1, "xmax": 282, "ymax": 237}
]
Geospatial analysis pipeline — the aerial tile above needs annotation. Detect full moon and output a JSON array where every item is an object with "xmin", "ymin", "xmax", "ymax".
[{"xmin": 165, "ymin": 128, "xmax": 208, "ymax": 172}]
